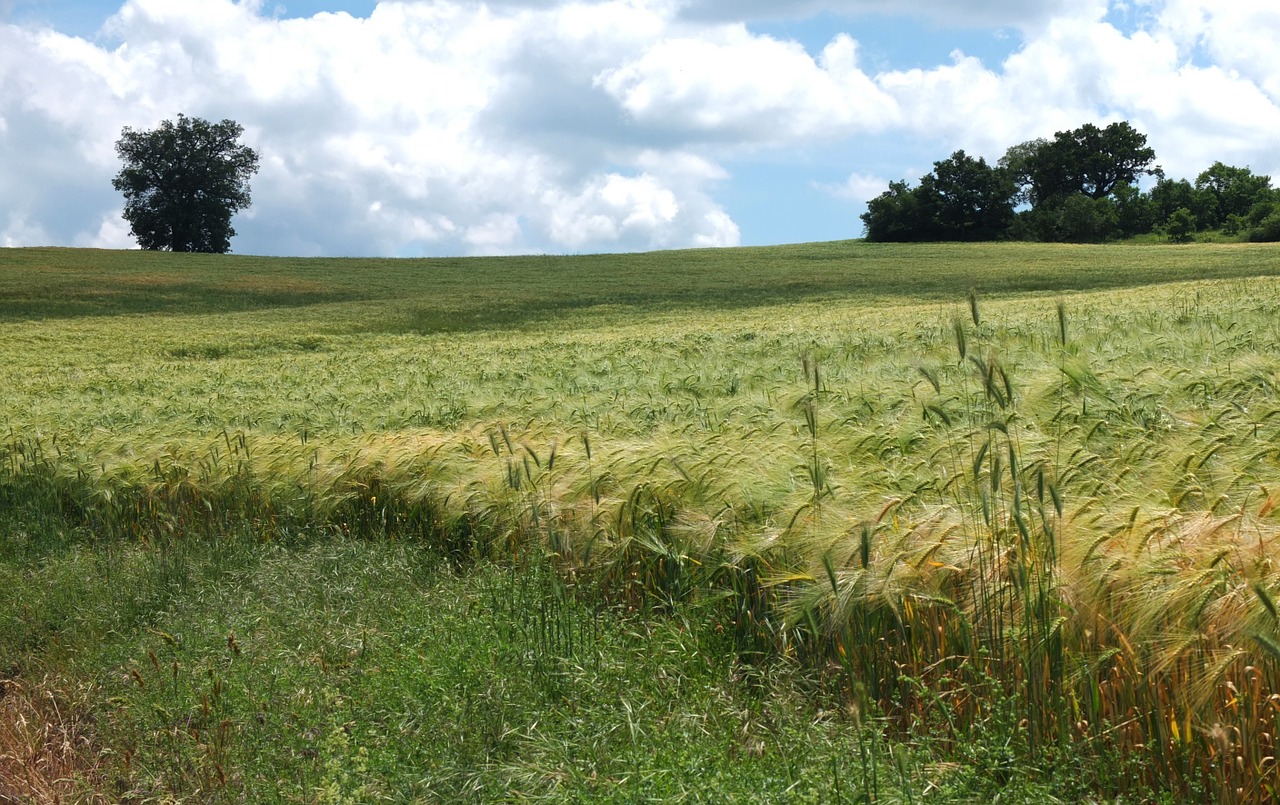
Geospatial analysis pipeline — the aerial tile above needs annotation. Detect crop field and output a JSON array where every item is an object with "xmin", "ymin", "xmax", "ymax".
[{"xmin": 4, "ymin": 242, "xmax": 1280, "ymax": 801}]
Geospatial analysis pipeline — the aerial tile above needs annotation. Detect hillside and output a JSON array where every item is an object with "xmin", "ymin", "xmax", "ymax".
[
  {"xmin": 4, "ymin": 241, "xmax": 1280, "ymax": 802},
  {"xmin": 3, "ymin": 241, "xmax": 1278, "ymax": 326}
]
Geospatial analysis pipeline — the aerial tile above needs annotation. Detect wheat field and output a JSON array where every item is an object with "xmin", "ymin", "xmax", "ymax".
[{"xmin": 4, "ymin": 242, "xmax": 1280, "ymax": 801}]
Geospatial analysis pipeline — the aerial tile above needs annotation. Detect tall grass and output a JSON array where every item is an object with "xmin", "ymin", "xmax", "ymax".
[{"xmin": 5, "ymin": 244, "xmax": 1280, "ymax": 799}]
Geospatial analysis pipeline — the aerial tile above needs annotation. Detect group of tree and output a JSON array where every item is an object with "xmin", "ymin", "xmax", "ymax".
[{"xmin": 861, "ymin": 121, "xmax": 1280, "ymax": 244}]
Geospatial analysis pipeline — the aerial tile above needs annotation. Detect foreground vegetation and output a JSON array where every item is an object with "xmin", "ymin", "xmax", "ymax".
[{"xmin": 5, "ymin": 242, "xmax": 1280, "ymax": 801}]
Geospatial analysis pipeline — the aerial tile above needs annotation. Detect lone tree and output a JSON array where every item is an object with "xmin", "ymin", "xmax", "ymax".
[{"xmin": 113, "ymin": 114, "xmax": 260, "ymax": 253}]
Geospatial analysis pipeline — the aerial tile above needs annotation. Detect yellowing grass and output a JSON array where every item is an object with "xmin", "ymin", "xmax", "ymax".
[{"xmin": 5, "ymin": 244, "xmax": 1280, "ymax": 799}]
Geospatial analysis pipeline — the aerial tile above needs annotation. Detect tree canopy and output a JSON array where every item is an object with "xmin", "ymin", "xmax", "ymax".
[
  {"xmin": 861, "ymin": 151, "xmax": 1015, "ymax": 243},
  {"xmin": 1195, "ymin": 162, "xmax": 1273, "ymax": 228},
  {"xmin": 859, "ymin": 119, "xmax": 1278, "ymax": 243},
  {"xmin": 113, "ymin": 114, "xmax": 260, "ymax": 253},
  {"xmin": 1023, "ymin": 121, "xmax": 1157, "ymax": 204},
  {"xmin": 924, "ymin": 151, "xmax": 1017, "ymax": 241},
  {"xmin": 997, "ymin": 138, "xmax": 1047, "ymax": 207},
  {"xmin": 861, "ymin": 181, "xmax": 930, "ymax": 243}
]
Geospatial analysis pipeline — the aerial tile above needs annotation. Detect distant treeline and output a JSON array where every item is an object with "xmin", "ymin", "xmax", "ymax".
[{"xmin": 861, "ymin": 122, "xmax": 1280, "ymax": 243}]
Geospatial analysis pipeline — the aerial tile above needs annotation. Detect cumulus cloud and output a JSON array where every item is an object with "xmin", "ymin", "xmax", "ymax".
[
  {"xmin": 545, "ymin": 168, "xmax": 738, "ymax": 250},
  {"xmin": 1, "ymin": 0, "xmax": 1279, "ymax": 255},
  {"xmin": 671, "ymin": 0, "xmax": 1080, "ymax": 28},
  {"xmin": 864, "ymin": 2, "xmax": 1280, "ymax": 173},
  {"xmin": 596, "ymin": 30, "xmax": 898, "ymax": 144},
  {"xmin": 1154, "ymin": 1, "xmax": 1280, "ymax": 101},
  {"xmin": 819, "ymin": 172, "xmax": 891, "ymax": 202},
  {"xmin": 1, "ymin": 0, "xmax": 743, "ymax": 255},
  {"xmin": 992, "ymin": 6, "xmax": 1280, "ymax": 176}
]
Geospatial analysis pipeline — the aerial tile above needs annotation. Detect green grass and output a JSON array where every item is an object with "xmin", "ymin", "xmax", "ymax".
[
  {"xmin": 4, "ymin": 240, "xmax": 1280, "ymax": 802},
  {"xmin": 0, "ymin": 521, "xmax": 1127, "ymax": 803},
  {"xmin": 3, "ymin": 241, "xmax": 1277, "ymax": 327}
]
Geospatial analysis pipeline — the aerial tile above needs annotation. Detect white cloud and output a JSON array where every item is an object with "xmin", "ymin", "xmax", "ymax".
[
  {"xmin": 991, "ymin": 7, "xmax": 1280, "ymax": 176},
  {"xmin": 876, "ymin": 53, "xmax": 1010, "ymax": 152},
  {"xmin": 1154, "ymin": 1, "xmax": 1280, "ymax": 101},
  {"xmin": 667, "ymin": 0, "xmax": 1079, "ymax": 28},
  {"xmin": 463, "ymin": 215, "xmax": 524, "ymax": 254},
  {"xmin": 1, "ymin": 212, "xmax": 50, "ymax": 247},
  {"xmin": 819, "ymin": 172, "xmax": 891, "ymax": 202},
  {"xmin": 0, "ymin": 0, "xmax": 742, "ymax": 255},
  {"xmin": 858, "ymin": 3, "xmax": 1280, "ymax": 175},
  {"xmin": 2, "ymin": 0, "xmax": 1280, "ymax": 255},
  {"xmin": 77, "ymin": 212, "xmax": 137, "ymax": 250},
  {"xmin": 596, "ymin": 29, "xmax": 898, "ymax": 144},
  {"xmin": 545, "ymin": 170, "xmax": 737, "ymax": 250}
]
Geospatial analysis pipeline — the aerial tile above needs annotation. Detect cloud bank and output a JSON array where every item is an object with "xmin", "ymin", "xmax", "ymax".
[{"xmin": 1, "ymin": 0, "xmax": 1277, "ymax": 255}]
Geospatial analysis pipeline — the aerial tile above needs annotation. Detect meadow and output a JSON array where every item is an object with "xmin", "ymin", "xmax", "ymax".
[{"xmin": 4, "ymin": 241, "xmax": 1280, "ymax": 801}]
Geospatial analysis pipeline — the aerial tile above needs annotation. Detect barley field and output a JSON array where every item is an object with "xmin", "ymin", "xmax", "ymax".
[{"xmin": 4, "ymin": 242, "xmax": 1280, "ymax": 801}]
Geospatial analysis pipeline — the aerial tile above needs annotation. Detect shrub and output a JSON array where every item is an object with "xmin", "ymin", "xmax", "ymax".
[
  {"xmin": 1246, "ymin": 208, "xmax": 1280, "ymax": 242},
  {"xmin": 1165, "ymin": 207, "xmax": 1197, "ymax": 243}
]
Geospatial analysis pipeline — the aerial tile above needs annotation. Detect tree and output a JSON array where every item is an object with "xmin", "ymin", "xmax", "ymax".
[
  {"xmin": 1194, "ymin": 162, "xmax": 1273, "ymax": 228},
  {"xmin": 998, "ymin": 137, "xmax": 1048, "ymax": 206},
  {"xmin": 1025, "ymin": 121, "xmax": 1157, "ymax": 205},
  {"xmin": 1030, "ymin": 193, "xmax": 1119, "ymax": 243},
  {"xmin": 1165, "ymin": 208, "xmax": 1197, "ymax": 243},
  {"xmin": 1245, "ymin": 202, "xmax": 1280, "ymax": 242},
  {"xmin": 861, "ymin": 151, "xmax": 1015, "ymax": 242},
  {"xmin": 1110, "ymin": 183, "xmax": 1157, "ymax": 238},
  {"xmin": 919, "ymin": 150, "xmax": 1017, "ymax": 241},
  {"xmin": 113, "ymin": 114, "xmax": 260, "ymax": 253},
  {"xmin": 861, "ymin": 181, "xmax": 931, "ymax": 242},
  {"xmin": 1149, "ymin": 177, "xmax": 1216, "ymax": 230}
]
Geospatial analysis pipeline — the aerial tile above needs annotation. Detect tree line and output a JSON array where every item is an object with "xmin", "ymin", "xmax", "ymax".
[
  {"xmin": 106, "ymin": 115, "xmax": 1278, "ymax": 253},
  {"xmin": 861, "ymin": 122, "xmax": 1280, "ymax": 244}
]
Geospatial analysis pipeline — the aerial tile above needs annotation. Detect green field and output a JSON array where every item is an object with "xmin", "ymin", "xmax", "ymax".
[{"xmin": 4, "ymin": 242, "xmax": 1280, "ymax": 802}]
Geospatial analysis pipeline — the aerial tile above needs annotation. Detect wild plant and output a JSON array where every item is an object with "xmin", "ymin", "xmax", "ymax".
[{"xmin": 9, "ymin": 248, "xmax": 1280, "ymax": 800}]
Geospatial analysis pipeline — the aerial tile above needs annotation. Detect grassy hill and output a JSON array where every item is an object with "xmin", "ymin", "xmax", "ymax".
[
  {"xmin": 4, "ymin": 241, "xmax": 1280, "ymax": 802},
  {"xmin": 3, "ymin": 241, "xmax": 1277, "ymax": 325}
]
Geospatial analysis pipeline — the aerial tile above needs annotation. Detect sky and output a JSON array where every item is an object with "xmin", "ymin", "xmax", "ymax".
[{"xmin": 1, "ymin": 0, "xmax": 1279, "ymax": 257}]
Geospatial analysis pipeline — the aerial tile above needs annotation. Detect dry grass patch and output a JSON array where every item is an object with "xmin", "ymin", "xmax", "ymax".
[{"xmin": 0, "ymin": 674, "xmax": 107, "ymax": 804}]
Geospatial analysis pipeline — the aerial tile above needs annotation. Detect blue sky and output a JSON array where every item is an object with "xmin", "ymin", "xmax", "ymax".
[
  {"xmin": 2, "ymin": 1, "xmax": 1279, "ymax": 256},
  {"xmin": 7, "ymin": 1, "xmax": 379, "ymax": 35}
]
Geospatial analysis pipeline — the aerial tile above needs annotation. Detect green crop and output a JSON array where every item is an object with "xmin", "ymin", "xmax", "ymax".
[{"xmin": 5, "ymin": 241, "xmax": 1280, "ymax": 802}]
